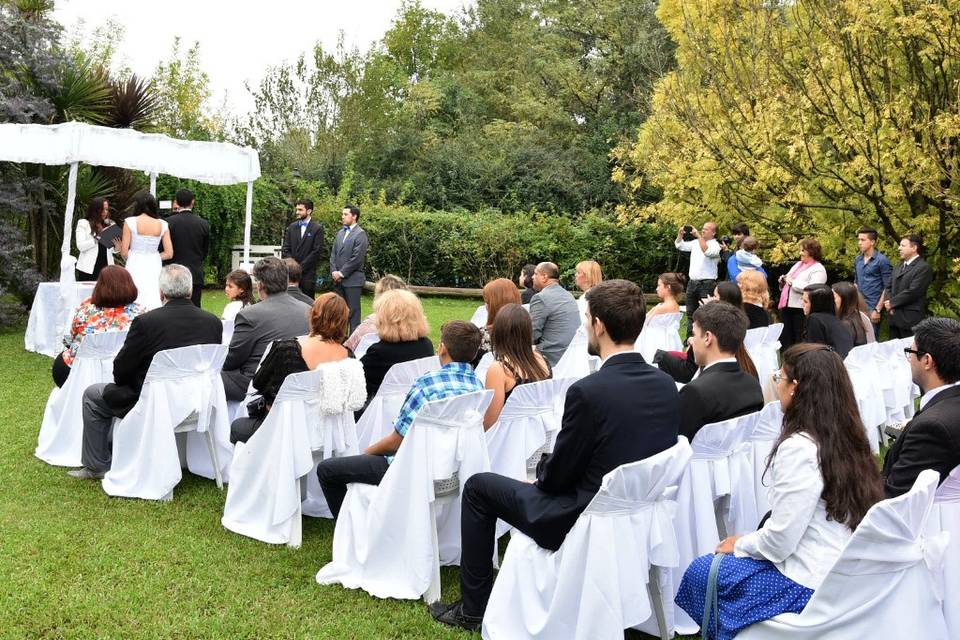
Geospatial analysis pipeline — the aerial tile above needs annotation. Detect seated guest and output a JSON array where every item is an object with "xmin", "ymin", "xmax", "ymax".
[
  {"xmin": 675, "ymin": 344, "xmax": 883, "ymax": 637},
  {"xmin": 882, "ymin": 317, "xmax": 960, "ymax": 497},
  {"xmin": 574, "ymin": 260, "xmax": 603, "ymax": 318},
  {"xmin": 736, "ymin": 270, "xmax": 771, "ymax": 329},
  {"xmin": 482, "ymin": 303, "xmax": 552, "ymax": 429},
  {"xmin": 832, "ymin": 281, "xmax": 873, "ymax": 346},
  {"xmin": 726, "ymin": 235, "xmax": 767, "ymax": 281},
  {"xmin": 647, "ymin": 272, "xmax": 684, "ymax": 318},
  {"xmin": 284, "ymin": 258, "xmax": 315, "ymax": 305},
  {"xmin": 359, "ymin": 289, "xmax": 434, "ymax": 401},
  {"xmin": 222, "ymin": 269, "xmax": 254, "ymax": 321},
  {"xmin": 430, "ymin": 280, "xmax": 680, "ymax": 631},
  {"xmin": 529, "ymin": 261, "xmax": 581, "ymax": 367},
  {"xmin": 678, "ymin": 301, "xmax": 764, "ymax": 440},
  {"xmin": 67, "ymin": 265, "xmax": 222, "ymax": 479},
  {"xmin": 518, "ymin": 264, "xmax": 537, "ymax": 305},
  {"xmin": 802, "ymin": 283, "xmax": 854, "ymax": 358},
  {"xmin": 478, "ymin": 278, "xmax": 522, "ymax": 361},
  {"xmin": 230, "ymin": 293, "xmax": 366, "ymax": 444},
  {"xmin": 221, "ymin": 257, "xmax": 311, "ymax": 401},
  {"xmin": 317, "ymin": 321, "xmax": 484, "ymax": 517},
  {"xmin": 344, "ymin": 274, "xmax": 407, "ymax": 351},
  {"xmin": 53, "ymin": 266, "xmax": 145, "ymax": 388}
]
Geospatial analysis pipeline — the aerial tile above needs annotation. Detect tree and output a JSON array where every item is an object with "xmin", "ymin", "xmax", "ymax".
[{"xmin": 153, "ymin": 38, "xmax": 221, "ymax": 140}]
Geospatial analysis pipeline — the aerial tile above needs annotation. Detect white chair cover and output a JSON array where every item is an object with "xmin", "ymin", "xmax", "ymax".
[
  {"xmin": 896, "ymin": 337, "xmax": 921, "ymax": 421},
  {"xmin": 475, "ymin": 352, "xmax": 495, "ymax": 382},
  {"xmin": 671, "ymin": 411, "xmax": 759, "ymax": 634},
  {"xmin": 101, "ymin": 344, "xmax": 232, "ymax": 500},
  {"xmin": 746, "ymin": 324, "xmax": 782, "ymax": 402},
  {"xmin": 221, "ymin": 364, "xmax": 365, "ymax": 547},
  {"xmin": 933, "ymin": 465, "xmax": 960, "ymax": 639},
  {"xmin": 882, "ymin": 337, "xmax": 919, "ymax": 423},
  {"xmin": 36, "ymin": 330, "xmax": 128, "ymax": 467},
  {"xmin": 317, "ymin": 389, "xmax": 494, "ymax": 603},
  {"xmin": 353, "ymin": 332, "xmax": 380, "ymax": 360},
  {"xmin": 471, "ymin": 304, "xmax": 488, "ymax": 328},
  {"xmin": 221, "ymin": 319, "xmax": 234, "ymax": 346},
  {"xmin": 355, "ymin": 355, "xmax": 440, "ymax": 450},
  {"xmin": 551, "ymin": 325, "xmax": 599, "ymax": 381},
  {"xmin": 739, "ymin": 470, "xmax": 949, "ymax": 639},
  {"xmin": 635, "ymin": 312, "xmax": 683, "ymax": 363},
  {"xmin": 748, "ymin": 401, "xmax": 783, "ymax": 519},
  {"xmin": 24, "ymin": 281, "xmax": 95, "ymax": 357},
  {"xmin": 844, "ymin": 343, "xmax": 886, "ymax": 454},
  {"xmin": 482, "ymin": 439, "xmax": 694, "ymax": 640}
]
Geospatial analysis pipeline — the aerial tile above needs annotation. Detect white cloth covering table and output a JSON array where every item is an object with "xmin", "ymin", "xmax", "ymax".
[{"xmin": 25, "ymin": 282, "xmax": 95, "ymax": 357}]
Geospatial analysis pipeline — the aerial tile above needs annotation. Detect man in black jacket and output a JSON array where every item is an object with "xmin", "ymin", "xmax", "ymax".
[
  {"xmin": 884, "ymin": 234, "xmax": 934, "ymax": 339},
  {"xmin": 429, "ymin": 279, "xmax": 680, "ymax": 631},
  {"xmin": 163, "ymin": 189, "xmax": 210, "ymax": 307},
  {"xmin": 67, "ymin": 265, "xmax": 222, "ymax": 479},
  {"xmin": 883, "ymin": 317, "xmax": 960, "ymax": 497},
  {"xmin": 679, "ymin": 301, "xmax": 764, "ymax": 440},
  {"xmin": 281, "ymin": 198, "xmax": 325, "ymax": 298}
]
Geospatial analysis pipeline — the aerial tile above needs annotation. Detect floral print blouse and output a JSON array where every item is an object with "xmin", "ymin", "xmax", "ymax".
[{"xmin": 60, "ymin": 298, "xmax": 145, "ymax": 365}]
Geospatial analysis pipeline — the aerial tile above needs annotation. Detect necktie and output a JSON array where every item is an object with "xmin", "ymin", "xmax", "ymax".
[
  {"xmin": 299, "ymin": 220, "xmax": 307, "ymax": 238},
  {"xmin": 342, "ymin": 225, "xmax": 351, "ymax": 240}
]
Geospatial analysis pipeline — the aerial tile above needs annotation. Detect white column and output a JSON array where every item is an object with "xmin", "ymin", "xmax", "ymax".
[
  {"xmin": 149, "ymin": 172, "xmax": 157, "ymax": 196},
  {"xmin": 243, "ymin": 181, "xmax": 254, "ymax": 270}
]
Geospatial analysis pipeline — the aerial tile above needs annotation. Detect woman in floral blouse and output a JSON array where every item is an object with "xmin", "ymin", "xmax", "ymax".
[{"xmin": 53, "ymin": 266, "xmax": 145, "ymax": 387}]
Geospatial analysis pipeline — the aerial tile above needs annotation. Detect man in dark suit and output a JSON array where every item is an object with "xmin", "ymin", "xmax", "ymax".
[
  {"xmin": 283, "ymin": 258, "xmax": 315, "ymax": 306},
  {"xmin": 678, "ymin": 301, "xmax": 765, "ymax": 440},
  {"xmin": 882, "ymin": 317, "xmax": 960, "ymax": 497},
  {"xmin": 329, "ymin": 204, "xmax": 368, "ymax": 332},
  {"xmin": 68, "ymin": 265, "xmax": 222, "ymax": 479},
  {"xmin": 884, "ymin": 234, "xmax": 934, "ymax": 339},
  {"xmin": 220, "ymin": 256, "xmax": 310, "ymax": 401},
  {"xmin": 163, "ymin": 188, "xmax": 210, "ymax": 307},
  {"xmin": 281, "ymin": 198, "xmax": 325, "ymax": 298},
  {"xmin": 429, "ymin": 279, "xmax": 680, "ymax": 631}
]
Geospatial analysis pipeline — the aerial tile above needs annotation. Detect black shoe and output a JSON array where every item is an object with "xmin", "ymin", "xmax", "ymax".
[{"xmin": 428, "ymin": 600, "xmax": 482, "ymax": 633}]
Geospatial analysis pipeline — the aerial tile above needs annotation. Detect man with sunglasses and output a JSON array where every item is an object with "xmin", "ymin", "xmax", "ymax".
[{"xmin": 882, "ymin": 317, "xmax": 960, "ymax": 497}]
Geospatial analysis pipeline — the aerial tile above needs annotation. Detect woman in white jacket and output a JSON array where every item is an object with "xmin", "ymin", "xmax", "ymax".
[
  {"xmin": 75, "ymin": 197, "xmax": 115, "ymax": 281},
  {"xmin": 776, "ymin": 238, "xmax": 827, "ymax": 349}
]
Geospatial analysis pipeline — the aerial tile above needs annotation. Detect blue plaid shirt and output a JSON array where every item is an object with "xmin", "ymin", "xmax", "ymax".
[{"xmin": 392, "ymin": 361, "xmax": 484, "ymax": 439}]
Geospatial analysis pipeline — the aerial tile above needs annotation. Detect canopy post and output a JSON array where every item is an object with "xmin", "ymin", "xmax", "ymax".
[
  {"xmin": 59, "ymin": 161, "xmax": 80, "ymax": 283},
  {"xmin": 243, "ymin": 181, "xmax": 253, "ymax": 270},
  {"xmin": 149, "ymin": 172, "xmax": 157, "ymax": 196}
]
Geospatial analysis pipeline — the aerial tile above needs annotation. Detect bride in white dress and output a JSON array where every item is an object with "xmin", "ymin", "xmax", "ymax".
[{"xmin": 114, "ymin": 192, "xmax": 173, "ymax": 310}]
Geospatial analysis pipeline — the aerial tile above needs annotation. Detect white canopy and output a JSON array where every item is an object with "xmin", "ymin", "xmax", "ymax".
[{"xmin": 0, "ymin": 121, "xmax": 261, "ymax": 280}]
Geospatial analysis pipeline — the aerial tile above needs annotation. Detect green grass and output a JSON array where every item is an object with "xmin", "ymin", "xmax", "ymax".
[{"xmin": 0, "ymin": 292, "xmax": 679, "ymax": 639}]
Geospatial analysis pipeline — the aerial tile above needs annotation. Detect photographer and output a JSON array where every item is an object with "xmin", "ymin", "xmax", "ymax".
[{"xmin": 675, "ymin": 221, "xmax": 722, "ymax": 336}]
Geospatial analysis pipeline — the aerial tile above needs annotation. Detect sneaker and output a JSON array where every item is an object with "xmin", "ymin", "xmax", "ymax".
[
  {"xmin": 428, "ymin": 601, "xmax": 482, "ymax": 633},
  {"xmin": 66, "ymin": 467, "xmax": 105, "ymax": 480}
]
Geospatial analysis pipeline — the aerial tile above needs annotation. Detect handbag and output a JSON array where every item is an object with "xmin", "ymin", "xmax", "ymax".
[{"xmin": 701, "ymin": 552, "xmax": 727, "ymax": 640}]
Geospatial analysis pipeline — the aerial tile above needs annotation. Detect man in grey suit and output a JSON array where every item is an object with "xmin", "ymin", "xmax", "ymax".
[
  {"xmin": 528, "ymin": 261, "xmax": 581, "ymax": 367},
  {"xmin": 221, "ymin": 257, "xmax": 311, "ymax": 401},
  {"xmin": 330, "ymin": 204, "xmax": 368, "ymax": 332},
  {"xmin": 883, "ymin": 234, "xmax": 934, "ymax": 339}
]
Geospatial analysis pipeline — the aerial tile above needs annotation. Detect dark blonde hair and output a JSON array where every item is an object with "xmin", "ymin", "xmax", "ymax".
[
  {"xmin": 483, "ymin": 278, "xmax": 521, "ymax": 328},
  {"xmin": 374, "ymin": 289, "xmax": 430, "ymax": 342},
  {"xmin": 309, "ymin": 292, "xmax": 350, "ymax": 342},
  {"xmin": 737, "ymin": 270, "xmax": 769, "ymax": 308},
  {"xmin": 575, "ymin": 260, "xmax": 603, "ymax": 290}
]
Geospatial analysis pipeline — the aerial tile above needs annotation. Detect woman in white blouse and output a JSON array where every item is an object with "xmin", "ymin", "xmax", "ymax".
[
  {"xmin": 776, "ymin": 238, "xmax": 828, "ymax": 350},
  {"xmin": 75, "ymin": 197, "xmax": 115, "ymax": 281},
  {"xmin": 675, "ymin": 343, "xmax": 883, "ymax": 639}
]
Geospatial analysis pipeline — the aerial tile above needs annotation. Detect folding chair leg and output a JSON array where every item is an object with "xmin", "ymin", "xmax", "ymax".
[
  {"xmin": 423, "ymin": 501, "xmax": 442, "ymax": 604},
  {"xmin": 647, "ymin": 566, "xmax": 670, "ymax": 640},
  {"xmin": 205, "ymin": 430, "xmax": 223, "ymax": 489},
  {"xmin": 714, "ymin": 496, "xmax": 729, "ymax": 540}
]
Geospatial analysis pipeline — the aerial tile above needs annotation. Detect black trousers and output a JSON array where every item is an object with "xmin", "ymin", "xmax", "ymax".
[
  {"xmin": 52, "ymin": 352, "xmax": 71, "ymax": 387},
  {"xmin": 779, "ymin": 307, "xmax": 806, "ymax": 349},
  {"xmin": 889, "ymin": 323, "xmax": 915, "ymax": 339},
  {"xmin": 191, "ymin": 284, "xmax": 202, "ymax": 308},
  {"xmin": 230, "ymin": 415, "xmax": 265, "ymax": 444},
  {"xmin": 316, "ymin": 454, "xmax": 390, "ymax": 518},
  {"xmin": 299, "ymin": 273, "xmax": 316, "ymax": 298},
  {"xmin": 685, "ymin": 278, "xmax": 716, "ymax": 336},
  {"xmin": 334, "ymin": 283, "xmax": 363, "ymax": 332}
]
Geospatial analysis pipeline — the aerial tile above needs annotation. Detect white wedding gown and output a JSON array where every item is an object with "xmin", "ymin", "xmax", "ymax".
[{"xmin": 124, "ymin": 217, "xmax": 168, "ymax": 311}]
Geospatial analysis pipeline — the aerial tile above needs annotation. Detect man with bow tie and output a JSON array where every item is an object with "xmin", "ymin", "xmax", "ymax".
[
  {"xmin": 281, "ymin": 198, "xmax": 325, "ymax": 298},
  {"xmin": 329, "ymin": 204, "xmax": 368, "ymax": 331},
  {"xmin": 883, "ymin": 233, "xmax": 934, "ymax": 339}
]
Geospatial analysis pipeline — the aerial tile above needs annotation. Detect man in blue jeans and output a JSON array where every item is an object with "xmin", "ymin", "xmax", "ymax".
[{"xmin": 853, "ymin": 226, "xmax": 892, "ymax": 339}]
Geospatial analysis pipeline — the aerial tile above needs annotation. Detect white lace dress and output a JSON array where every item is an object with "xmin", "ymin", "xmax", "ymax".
[{"xmin": 124, "ymin": 217, "xmax": 168, "ymax": 310}]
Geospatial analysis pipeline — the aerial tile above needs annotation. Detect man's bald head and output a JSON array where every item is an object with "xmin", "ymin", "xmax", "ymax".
[{"xmin": 532, "ymin": 262, "xmax": 560, "ymax": 291}]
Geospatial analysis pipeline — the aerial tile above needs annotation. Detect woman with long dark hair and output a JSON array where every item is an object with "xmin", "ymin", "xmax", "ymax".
[
  {"xmin": 116, "ymin": 192, "xmax": 173, "ymax": 310},
  {"xmin": 518, "ymin": 264, "xmax": 537, "ymax": 305},
  {"xmin": 75, "ymin": 197, "xmax": 116, "ymax": 281},
  {"xmin": 832, "ymin": 281, "xmax": 874, "ymax": 346},
  {"xmin": 802, "ymin": 283, "xmax": 854, "ymax": 358},
  {"xmin": 675, "ymin": 344, "xmax": 883, "ymax": 639},
  {"xmin": 482, "ymin": 303, "xmax": 552, "ymax": 429}
]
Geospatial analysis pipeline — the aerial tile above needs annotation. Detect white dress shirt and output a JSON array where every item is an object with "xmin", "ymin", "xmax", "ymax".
[
  {"xmin": 675, "ymin": 238, "xmax": 721, "ymax": 280},
  {"xmin": 919, "ymin": 381, "xmax": 960, "ymax": 411},
  {"xmin": 734, "ymin": 432, "xmax": 851, "ymax": 589}
]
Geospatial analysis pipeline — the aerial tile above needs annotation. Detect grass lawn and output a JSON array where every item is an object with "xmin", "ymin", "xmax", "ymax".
[{"xmin": 0, "ymin": 291, "xmax": 684, "ymax": 639}]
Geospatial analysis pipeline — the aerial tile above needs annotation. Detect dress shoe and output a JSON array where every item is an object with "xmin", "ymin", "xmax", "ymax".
[
  {"xmin": 67, "ymin": 467, "xmax": 105, "ymax": 480},
  {"xmin": 428, "ymin": 600, "xmax": 482, "ymax": 633}
]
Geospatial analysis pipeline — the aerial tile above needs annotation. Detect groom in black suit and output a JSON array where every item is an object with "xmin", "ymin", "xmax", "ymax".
[
  {"xmin": 884, "ymin": 233, "xmax": 934, "ymax": 339},
  {"xmin": 163, "ymin": 188, "xmax": 210, "ymax": 307},
  {"xmin": 430, "ymin": 279, "xmax": 681, "ymax": 631},
  {"xmin": 281, "ymin": 198, "xmax": 325, "ymax": 298}
]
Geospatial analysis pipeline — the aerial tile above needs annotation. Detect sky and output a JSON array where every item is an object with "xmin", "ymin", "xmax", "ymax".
[{"xmin": 53, "ymin": 0, "xmax": 471, "ymax": 117}]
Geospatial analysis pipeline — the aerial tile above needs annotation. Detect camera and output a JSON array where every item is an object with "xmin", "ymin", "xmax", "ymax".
[
  {"xmin": 720, "ymin": 235, "xmax": 733, "ymax": 246},
  {"xmin": 682, "ymin": 225, "xmax": 695, "ymax": 241}
]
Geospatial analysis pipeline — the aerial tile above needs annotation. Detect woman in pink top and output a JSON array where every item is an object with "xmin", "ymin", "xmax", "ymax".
[{"xmin": 777, "ymin": 238, "xmax": 828, "ymax": 349}]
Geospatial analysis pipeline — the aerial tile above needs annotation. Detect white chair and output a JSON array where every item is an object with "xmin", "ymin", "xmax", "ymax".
[
  {"xmin": 671, "ymin": 412, "xmax": 759, "ymax": 634},
  {"xmin": 353, "ymin": 332, "xmax": 380, "ymax": 360},
  {"xmin": 746, "ymin": 324, "xmax": 782, "ymax": 402},
  {"xmin": 739, "ymin": 470, "xmax": 949, "ymax": 639},
  {"xmin": 635, "ymin": 312, "xmax": 683, "ymax": 363},
  {"xmin": 475, "ymin": 351, "xmax": 495, "ymax": 382},
  {"xmin": 844, "ymin": 342, "xmax": 887, "ymax": 453},
  {"xmin": 883, "ymin": 337, "xmax": 920, "ymax": 423},
  {"xmin": 317, "ymin": 389, "xmax": 494, "ymax": 603},
  {"xmin": 221, "ymin": 319, "xmax": 234, "ymax": 346},
  {"xmin": 101, "ymin": 344, "xmax": 233, "ymax": 501},
  {"xmin": 355, "ymin": 355, "xmax": 440, "ymax": 450},
  {"xmin": 470, "ymin": 304, "xmax": 488, "ymax": 328},
  {"xmin": 35, "ymin": 330, "xmax": 128, "ymax": 467},
  {"xmin": 932, "ymin": 465, "xmax": 960, "ymax": 640},
  {"xmin": 748, "ymin": 401, "xmax": 783, "ymax": 519},
  {"xmin": 221, "ymin": 364, "xmax": 364, "ymax": 547},
  {"xmin": 482, "ymin": 439, "xmax": 694, "ymax": 640},
  {"xmin": 552, "ymin": 325, "xmax": 599, "ymax": 381}
]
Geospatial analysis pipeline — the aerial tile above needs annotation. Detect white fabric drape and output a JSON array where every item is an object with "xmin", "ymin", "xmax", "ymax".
[
  {"xmin": 36, "ymin": 330, "xmax": 128, "ymax": 467},
  {"xmin": 552, "ymin": 325, "xmax": 599, "ymax": 381},
  {"xmin": 355, "ymin": 355, "xmax": 440, "ymax": 450},
  {"xmin": 933, "ymin": 465, "xmax": 960, "ymax": 639},
  {"xmin": 353, "ymin": 333, "xmax": 380, "ymax": 360},
  {"xmin": 25, "ymin": 282, "xmax": 95, "ymax": 357},
  {"xmin": 482, "ymin": 439, "xmax": 693, "ymax": 640},
  {"xmin": 317, "ymin": 389, "xmax": 494, "ymax": 603},
  {"xmin": 844, "ymin": 343, "xmax": 887, "ymax": 453},
  {"xmin": 745, "ymin": 324, "xmax": 782, "ymax": 402},
  {"xmin": 635, "ymin": 312, "xmax": 683, "ymax": 363},
  {"xmin": 471, "ymin": 304, "xmax": 488, "ymax": 328},
  {"xmin": 738, "ymin": 470, "xmax": 949, "ymax": 639},
  {"xmin": 102, "ymin": 344, "xmax": 232, "ymax": 500},
  {"xmin": 748, "ymin": 401, "xmax": 783, "ymax": 519}
]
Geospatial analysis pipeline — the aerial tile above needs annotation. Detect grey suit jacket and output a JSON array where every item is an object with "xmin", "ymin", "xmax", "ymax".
[
  {"xmin": 529, "ymin": 283, "xmax": 581, "ymax": 367},
  {"xmin": 329, "ymin": 225, "xmax": 368, "ymax": 288},
  {"xmin": 221, "ymin": 292, "xmax": 310, "ymax": 397}
]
